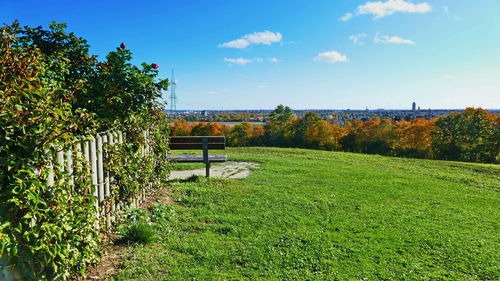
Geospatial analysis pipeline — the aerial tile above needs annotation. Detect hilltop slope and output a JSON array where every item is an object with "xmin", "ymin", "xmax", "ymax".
[{"xmin": 115, "ymin": 147, "xmax": 499, "ymax": 280}]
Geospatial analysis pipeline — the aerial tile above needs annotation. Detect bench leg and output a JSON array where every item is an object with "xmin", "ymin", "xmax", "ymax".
[{"xmin": 205, "ymin": 161, "xmax": 210, "ymax": 178}]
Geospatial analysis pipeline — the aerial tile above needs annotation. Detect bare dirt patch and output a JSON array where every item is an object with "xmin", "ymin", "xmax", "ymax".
[{"xmin": 81, "ymin": 241, "xmax": 128, "ymax": 280}]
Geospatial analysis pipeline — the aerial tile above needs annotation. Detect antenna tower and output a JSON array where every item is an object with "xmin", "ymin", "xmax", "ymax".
[{"xmin": 170, "ymin": 69, "xmax": 177, "ymax": 113}]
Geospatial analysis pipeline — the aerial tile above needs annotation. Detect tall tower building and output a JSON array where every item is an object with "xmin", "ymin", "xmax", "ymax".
[{"xmin": 412, "ymin": 101, "xmax": 416, "ymax": 111}]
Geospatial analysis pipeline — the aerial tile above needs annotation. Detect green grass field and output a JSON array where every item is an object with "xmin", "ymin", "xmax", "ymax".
[{"xmin": 114, "ymin": 147, "xmax": 499, "ymax": 280}]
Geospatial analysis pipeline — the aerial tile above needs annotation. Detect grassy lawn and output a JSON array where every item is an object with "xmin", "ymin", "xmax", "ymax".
[{"xmin": 114, "ymin": 147, "xmax": 499, "ymax": 280}]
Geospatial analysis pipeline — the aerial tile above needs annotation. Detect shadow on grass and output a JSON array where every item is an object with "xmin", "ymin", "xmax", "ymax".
[{"xmin": 168, "ymin": 175, "xmax": 207, "ymax": 184}]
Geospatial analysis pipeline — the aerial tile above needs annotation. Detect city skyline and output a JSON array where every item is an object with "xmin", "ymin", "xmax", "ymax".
[{"xmin": 1, "ymin": 0, "xmax": 499, "ymax": 110}]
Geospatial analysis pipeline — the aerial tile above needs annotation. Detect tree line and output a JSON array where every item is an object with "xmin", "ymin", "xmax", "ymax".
[{"xmin": 170, "ymin": 105, "xmax": 499, "ymax": 164}]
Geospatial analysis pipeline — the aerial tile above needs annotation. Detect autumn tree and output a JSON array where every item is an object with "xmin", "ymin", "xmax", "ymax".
[
  {"xmin": 228, "ymin": 122, "xmax": 253, "ymax": 146},
  {"xmin": 190, "ymin": 122, "xmax": 226, "ymax": 136},
  {"xmin": 393, "ymin": 118, "xmax": 435, "ymax": 158},
  {"xmin": 170, "ymin": 119, "xmax": 192, "ymax": 136},
  {"xmin": 285, "ymin": 112, "xmax": 320, "ymax": 147},
  {"xmin": 306, "ymin": 120, "xmax": 345, "ymax": 150},
  {"xmin": 264, "ymin": 105, "xmax": 293, "ymax": 147},
  {"xmin": 432, "ymin": 108, "xmax": 499, "ymax": 163}
]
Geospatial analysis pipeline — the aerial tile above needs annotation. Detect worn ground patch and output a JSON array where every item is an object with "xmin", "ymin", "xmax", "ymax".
[{"xmin": 168, "ymin": 161, "xmax": 260, "ymax": 180}]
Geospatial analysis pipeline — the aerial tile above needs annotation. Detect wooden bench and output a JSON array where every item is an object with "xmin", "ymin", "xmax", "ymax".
[{"xmin": 167, "ymin": 136, "xmax": 227, "ymax": 177}]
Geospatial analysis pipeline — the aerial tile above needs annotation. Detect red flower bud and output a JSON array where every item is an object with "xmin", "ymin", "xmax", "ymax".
[
  {"xmin": 152, "ymin": 63, "xmax": 159, "ymax": 69},
  {"xmin": 120, "ymin": 42, "xmax": 126, "ymax": 49}
]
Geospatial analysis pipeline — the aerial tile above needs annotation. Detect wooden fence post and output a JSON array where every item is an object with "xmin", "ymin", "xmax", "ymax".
[
  {"xmin": 107, "ymin": 132, "xmax": 115, "ymax": 223},
  {"xmin": 46, "ymin": 148, "xmax": 54, "ymax": 187},
  {"xmin": 56, "ymin": 149, "xmax": 65, "ymax": 184},
  {"xmin": 66, "ymin": 149, "xmax": 73, "ymax": 185},
  {"xmin": 96, "ymin": 134, "xmax": 105, "ymax": 226},
  {"xmin": 115, "ymin": 131, "xmax": 123, "ymax": 213},
  {"xmin": 89, "ymin": 136, "xmax": 99, "ymax": 223}
]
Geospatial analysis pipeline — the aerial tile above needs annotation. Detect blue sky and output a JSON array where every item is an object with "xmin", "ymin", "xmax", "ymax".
[{"xmin": 1, "ymin": 0, "xmax": 499, "ymax": 110}]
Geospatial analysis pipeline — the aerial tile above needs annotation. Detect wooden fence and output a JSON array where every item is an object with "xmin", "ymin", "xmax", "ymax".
[{"xmin": 44, "ymin": 130, "xmax": 151, "ymax": 228}]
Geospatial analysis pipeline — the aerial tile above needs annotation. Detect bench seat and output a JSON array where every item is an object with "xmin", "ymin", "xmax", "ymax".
[
  {"xmin": 168, "ymin": 136, "xmax": 227, "ymax": 177},
  {"xmin": 167, "ymin": 154, "xmax": 227, "ymax": 163}
]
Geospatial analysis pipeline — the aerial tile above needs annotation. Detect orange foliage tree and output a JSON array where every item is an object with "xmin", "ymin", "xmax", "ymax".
[
  {"xmin": 169, "ymin": 119, "xmax": 192, "ymax": 136},
  {"xmin": 306, "ymin": 120, "xmax": 346, "ymax": 150},
  {"xmin": 393, "ymin": 118, "xmax": 435, "ymax": 158}
]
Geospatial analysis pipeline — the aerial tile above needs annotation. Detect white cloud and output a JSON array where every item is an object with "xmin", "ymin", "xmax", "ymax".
[
  {"xmin": 314, "ymin": 51, "xmax": 349, "ymax": 63},
  {"xmin": 339, "ymin": 12, "xmax": 354, "ymax": 21},
  {"xmin": 205, "ymin": 91, "xmax": 217, "ymax": 95},
  {"xmin": 219, "ymin": 30, "xmax": 282, "ymax": 49},
  {"xmin": 224, "ymin": 57, "xmax": 253, "ymax": 65},
  {"xmin": 257, "ymin": 84, "xmax": 270, "ymax": 88},
  {"xmin": 349, "ymin": 33, "xmax": 367, "ymax": 46},
  {"xmin": 442, "ymin": 74, "xmax": 455, "ymax": 79},
  {"xmin": 342, "ymin": 0, "xmax": 432, "ymax": 20},
  {"xmin": 443, "ymin": 5, "xmax": 449, "ymax": 14},
  {"xmin": 222, "ymin": 89, "xmax": 232, "ymax": 93},
  {"xmin": 219, "ymin": 38, "xmax": 250, "ymax": 49},
  {"xmin": 374, "ymin": 33, "xmax": 415, "ymax": 44},
  {"xmin": 245, "ymin": 31, "xmax": 282, "ymax": 45},
  {"xmin": 224, "ymin": 57, "xmax": 281, "ymax": 66}
]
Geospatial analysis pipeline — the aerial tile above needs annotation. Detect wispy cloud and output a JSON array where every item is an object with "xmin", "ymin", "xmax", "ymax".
[
  {"xmin": 314, "ymin": 51, "xmax": 348, "ymax": 63},
  {"xmin": 374, "ymin": 33, "xmax": 415, "ymax": 44},
  {"xmin": 219, "ymin": 30, "xmax": 283, "ymax": 49},
  {"xmin": 340, "ymin": 0, "xmax": 432, "ymax": 21},
  {"xmin": 268, "ymin": 57, "xmax": 282, "ymax": 63},
  {"xmin": 224, "ymin": 57, "xmax": 281, "ymax": 66},
  {"xmin": 257, "ymin": 84, "xmax": 270, "ymax": 88},
  {"xmin": 224, "ymin": 57, "xmax": 253, "ymax": 65},
  {"xmin": 349, "ymin": 33, "xmax": 367, "ymax": 46},
  {"xmin": 444, "ymin": 5, "xmax": 462, "ymax": 21},
  {"xmin": 441, "ymin": 74, "xmax": 455, "ymax": 79},
  {"xmin": 204, "ymin": 90, "xmax": 217, "ymax": 95},
  {"xmin": 339, "ymin": 12, "xmax": 354, "ymax": 22}
]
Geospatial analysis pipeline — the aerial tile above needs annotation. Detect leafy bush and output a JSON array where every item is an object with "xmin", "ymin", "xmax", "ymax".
[
  {"xmin": 0, "ymin": 21, "xmax": 99, "ymax": 280},
  {"xmin": 0, "ymin": 21, "xmax": 171, "ymax": 280}
]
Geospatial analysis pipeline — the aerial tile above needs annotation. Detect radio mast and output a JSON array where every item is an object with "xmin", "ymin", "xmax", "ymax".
[{"xmin": 170, "ymin": 69, "xmax": 177, "ymax": 113}]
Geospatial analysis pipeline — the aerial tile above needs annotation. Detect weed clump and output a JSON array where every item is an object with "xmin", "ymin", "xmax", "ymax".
[
  {"xmin": 120, "ymin": 220, "xmax": 157, "ymax": 245},
  {"xmin": 118, "ymin": 208, "xmax": 157, "ymax": 244},
  {"xmin": 149, "ymin": 204, "xmax": 174, "ymax": 223}
]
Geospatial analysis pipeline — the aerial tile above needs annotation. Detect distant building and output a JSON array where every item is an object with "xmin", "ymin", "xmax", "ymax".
[{"xmin": 412, "ymin": 102, "xmax": 416, "ymax": 111}]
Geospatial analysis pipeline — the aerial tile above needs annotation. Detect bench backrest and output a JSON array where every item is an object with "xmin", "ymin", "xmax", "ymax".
[{"xmin": 169, "ymin": 136, "xmax": 226, "ymax": 150}]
